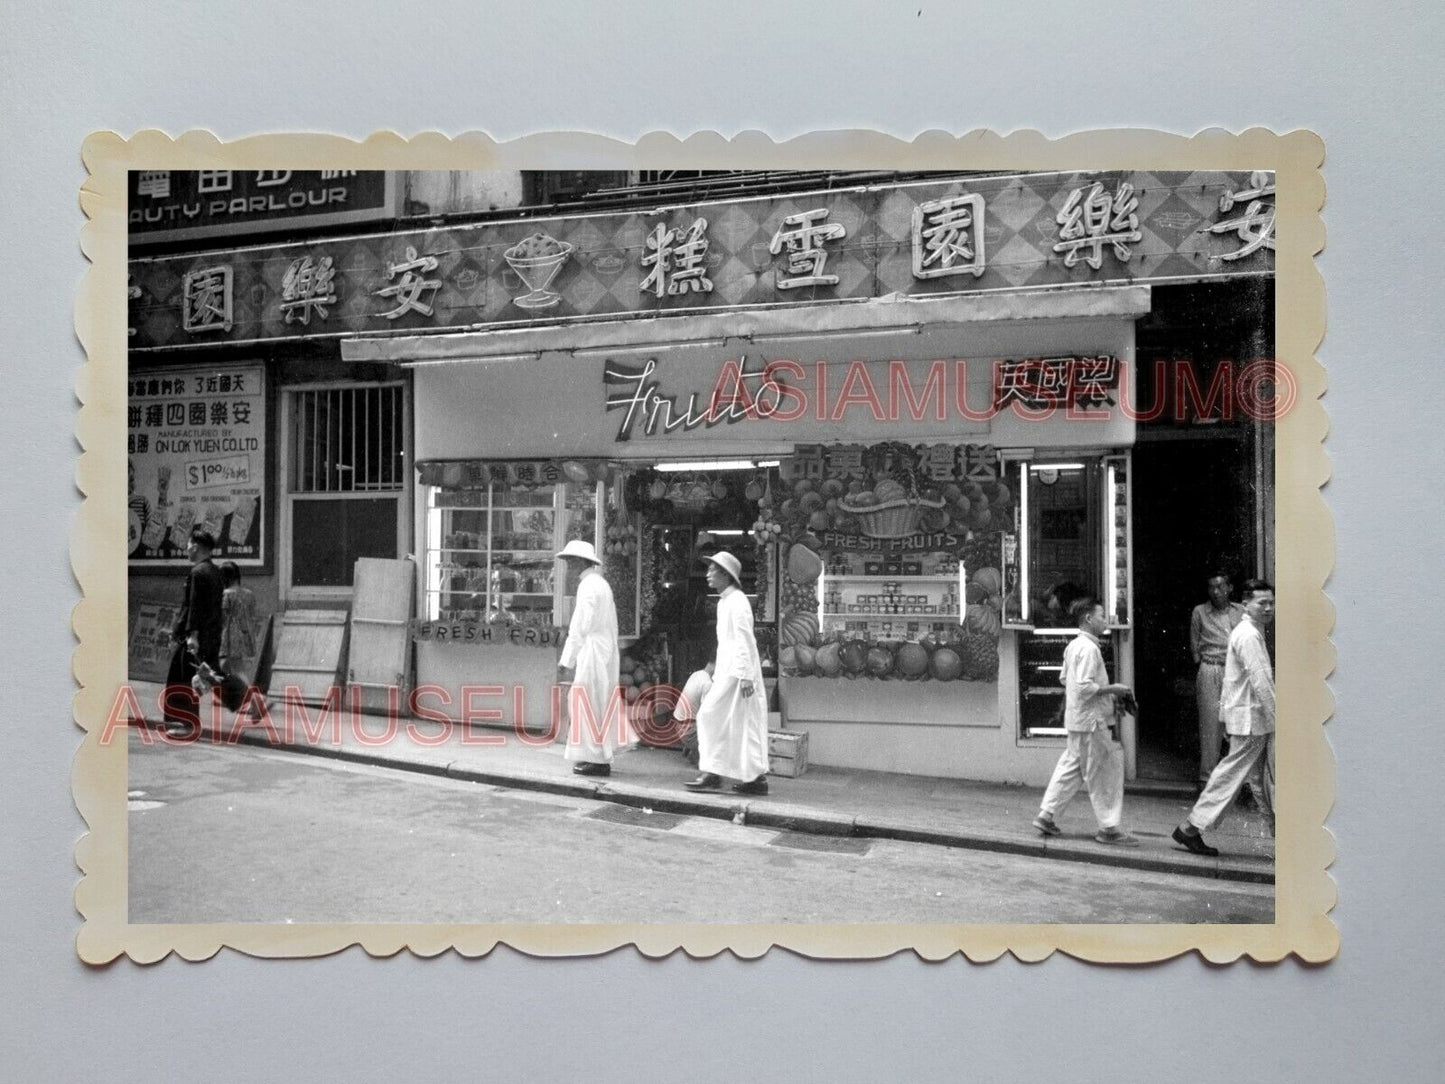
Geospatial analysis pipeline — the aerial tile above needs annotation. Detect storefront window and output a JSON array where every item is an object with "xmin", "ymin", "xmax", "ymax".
[
  {"xmin": 423, "ymin": 478, "xmax": 599, "ymax": 626},
  {"xmin": 1002, "ymin": 455, "xmax": 1130, "ymax": 629},
  {"xmin": 1001, "ymin": 453, "xmax": 1133, "ymax": 737}
]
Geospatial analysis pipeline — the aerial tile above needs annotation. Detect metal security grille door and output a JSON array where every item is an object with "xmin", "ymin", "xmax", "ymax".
[{"xmin": 284, "ymin": 383, "xmax": 409, "ymax": 592}]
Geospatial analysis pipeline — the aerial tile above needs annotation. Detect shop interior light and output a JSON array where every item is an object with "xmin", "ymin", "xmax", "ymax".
[
  {"xmin": 655, "ymin": 459, "xmax": 764, "ymax": 472},
  {"xmin": 1029, "ymin": 462, "xmax": 1085, "ymax": 472},
  {"xmin": 755, "ymin": 460, "xmax": 781, "ymax": 467},
  {"xmin": 706, "ymin": 529, "xmax": 746, "ymax": 536}
]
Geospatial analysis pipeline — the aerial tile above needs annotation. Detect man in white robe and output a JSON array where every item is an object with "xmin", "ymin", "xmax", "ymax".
[
  {"xmin": 684, "ymin": 551, "xmax": 771, "ymax": 795},
  {"xmin": 556, "ymin": 540, "xmax": 631, "ymax": 776}
]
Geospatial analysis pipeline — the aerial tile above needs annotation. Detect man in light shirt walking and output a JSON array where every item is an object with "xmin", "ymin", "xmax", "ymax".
[
  {"xmin": 1174, "ymin": 579, "xmax": 1276, "ymax": 856},
  {"xmin": 1032, "ymin": 596, "xmax": 1139, "ymax": 846}
]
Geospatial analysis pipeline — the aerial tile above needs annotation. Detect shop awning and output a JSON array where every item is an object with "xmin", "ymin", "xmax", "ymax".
[{"xmin": 340, "ymin": 285, "xmax": 1151, "ymax": 365}]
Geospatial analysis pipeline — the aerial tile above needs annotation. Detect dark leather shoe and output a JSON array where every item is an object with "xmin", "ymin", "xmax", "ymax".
[
  {"xmin": 572, "ymin": 762, "xmax": 611, "ymax": 777},
  {"xmin": 732, "ymin": 776, "xmax": 769, "ymax": 796},
  {"xmin": 1172, "ymin": 826, "xmax": 1220, "ymax": 857},
  {"xmin": 683, "ymin": 772, "xmax": 722, "ymax": 791}
]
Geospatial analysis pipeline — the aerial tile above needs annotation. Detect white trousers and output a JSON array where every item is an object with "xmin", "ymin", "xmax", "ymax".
[
  {"xmin": 1196, "ymin": 661, "xmax": 1226, "ymax": 781},
  {"xmin": 1188, "ymin": 732, "xmax": 1274, "ymax": 831},
  {"xmin": 1040, "ymin": 728, "xmax": 1125, "ymax": 831}
]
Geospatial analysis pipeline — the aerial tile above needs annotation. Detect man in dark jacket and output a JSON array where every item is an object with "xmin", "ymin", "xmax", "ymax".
[{"xmin": 162, "ymin": 527, "xmax": 226, "ymax": 734}]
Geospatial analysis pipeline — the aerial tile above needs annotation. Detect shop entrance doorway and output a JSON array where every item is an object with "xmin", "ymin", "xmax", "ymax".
[
  {"xmin": 630, "ymin": 462, "xmax": 778, "ymax": 688},
  {"xmin": 1130, "ymin": 434, "xmax": 1255, "ymax": 783},
  {"xmin": 650, "ymin": 524, "xmax": 763, "ymax": 679}
]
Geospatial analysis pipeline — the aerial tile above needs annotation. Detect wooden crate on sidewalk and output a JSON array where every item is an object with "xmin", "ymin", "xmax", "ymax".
[{"xmin": 768, "ymin": 729, "xmax": 808, "ymax": 778}]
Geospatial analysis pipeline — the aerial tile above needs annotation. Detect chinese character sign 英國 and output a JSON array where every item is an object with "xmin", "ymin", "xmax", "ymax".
[{"xmin": 127, "ymin": 363, "xmax": 266, "ymax": 566}]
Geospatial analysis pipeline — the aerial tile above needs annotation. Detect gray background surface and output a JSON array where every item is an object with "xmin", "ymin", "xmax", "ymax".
[{"xmin": 3, "ymin": 2, "xmax": 1440, "ymax": 1079}]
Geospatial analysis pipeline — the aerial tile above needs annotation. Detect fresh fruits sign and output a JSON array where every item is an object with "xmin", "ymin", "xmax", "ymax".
[{"xmin": 775, "ymin": 440, "xmax": 1008, "ymax": 686}]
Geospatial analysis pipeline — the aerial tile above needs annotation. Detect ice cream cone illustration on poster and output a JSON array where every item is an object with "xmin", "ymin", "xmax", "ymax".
[{"xmin": 503, "ymin": 232, "xmax": 573, "ymax": 309}]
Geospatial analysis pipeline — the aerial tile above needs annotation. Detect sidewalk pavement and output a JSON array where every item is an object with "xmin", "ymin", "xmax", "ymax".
[{"xmin": 123, "ymin": 682, "xmax": 1274, "ymax": 884}]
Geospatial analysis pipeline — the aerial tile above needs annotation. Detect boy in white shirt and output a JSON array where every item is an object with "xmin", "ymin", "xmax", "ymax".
[{"xmin": 1032, "ymin": 596, "xmax": 1139, "ymax": 846}]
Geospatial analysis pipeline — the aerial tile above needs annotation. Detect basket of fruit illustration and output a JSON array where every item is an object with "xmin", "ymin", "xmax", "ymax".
[
  {"xmin": 838, "ymin": 478, "xmax": 944, "ymax": 538},
  {"xmin": 503, "ymin": 232, "xmax": 574, "ymax": 309}
]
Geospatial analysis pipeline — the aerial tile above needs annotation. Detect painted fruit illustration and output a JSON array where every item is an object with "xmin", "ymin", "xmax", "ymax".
[
  {"xmin": 929, "ymin": 646, "xmax": 964, "ymax": 682},
  {"xmin": 839, "ymin": 640, "xmax": 869, "ymax": 676},
  {"xmin": 786, "ymin": 543, "xmax": 823, "ymax": 584},
  {"xmin": 814, "ymin": 642, "xmax": 843, "ymax": 677},
  {"xmin": 780, "ymin": 611, "xmax": 819, "ymax": 648},
  {"xmin": 971, "ymin": 566, "xmax": 1002, "ymax": 596},
  {"xmin": 865, "ymin": 644, "xmax": 896, "ymax": 677},
  {"xmin": 895, "ymin": 641, "xmax": 930, "ymax": 678},
  {"xmin": 959, "ymin": 634, "xmax": 1000, "ymax": 681},
  {"xmin": 793, "ymin": 644, "xmax": 818, "ymax": 675},
  {"xmin": 965, "ymin": 602, "xmax": 1002, "ymax": 640}
]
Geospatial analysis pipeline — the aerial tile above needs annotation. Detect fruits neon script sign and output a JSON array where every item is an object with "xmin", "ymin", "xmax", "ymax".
[{"xmin": 601, "ymin": 355, "xmax": 1002, "ymax": 442}]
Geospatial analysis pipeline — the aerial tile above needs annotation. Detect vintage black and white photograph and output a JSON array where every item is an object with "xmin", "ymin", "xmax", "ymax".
[{"xmin": 84, "ymin": 140, "xmax": 1322, "ymax": 954}]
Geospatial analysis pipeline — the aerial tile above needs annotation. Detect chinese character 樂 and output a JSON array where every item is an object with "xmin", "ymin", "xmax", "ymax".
[
  {"xmin": 279, "ymin": 255, "xmax": 338, "ymax": 325},
  {"xmin": 1208, "ymin": 171, "xmax": 1276, "ymax": 262},
  {"xmin": 640, "ymin": 217, "xmax": 713, "ymax": 298},
  {"xmin": 912, "ymin": 194, "xmax": 986, "ymax": 279},
  {"xmin": 1054, "ymin": 181, "xmax": 1143, "ymax": 270},
  {"xmin": 769, "ymin": 208, "xmax": 846, "ymax": 289},
  {"xmin": 374, "ymin": 245, "xmax": 442, "ymax": 319},
  {"xmin": 182, "ymin": 265, "xmax": 233, "ymax": 334}
]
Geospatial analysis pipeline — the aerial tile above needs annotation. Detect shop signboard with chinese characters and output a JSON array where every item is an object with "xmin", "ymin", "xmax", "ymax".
[
  {"xmin": 129, "ymin": 170, "xmax": 397, "ymax": 245},
  {"xmin": 128, "ymin": 171, "xmax": 1273, "ymax": 349},
  {"xmin": 128, "ymin": 363, "xmax": 266, "ymax": 567}
]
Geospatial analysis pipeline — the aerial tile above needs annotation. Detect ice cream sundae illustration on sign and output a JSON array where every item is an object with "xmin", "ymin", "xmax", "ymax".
[{"xmin": 503, "ymin": 232, "xmax": 574, "ymax": 309}]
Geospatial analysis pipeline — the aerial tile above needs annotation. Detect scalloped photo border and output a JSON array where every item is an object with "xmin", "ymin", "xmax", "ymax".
[{"xmin": 73, "ymin": 128, "xmax": 1333, "ymax": 964}]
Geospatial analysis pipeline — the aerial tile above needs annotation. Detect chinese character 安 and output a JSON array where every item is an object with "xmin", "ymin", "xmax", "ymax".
[
  {"xmin": 1208, "ymin": 171, "xmax": 1275, "ymax": 262},
  {"xmin": 374, "ymin": 245, "xmax": 442, "ymax": 319}
]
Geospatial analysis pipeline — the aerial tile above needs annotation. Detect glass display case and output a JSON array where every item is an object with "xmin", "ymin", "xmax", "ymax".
[
  {"xmin": 424, "ymin": 480, "xmax": 599, "ymax": 626},
  {"xmin": 817, "ymin": 553, "xmax": 967, "ymax": 643},
  {"xmin": 1018, "ymin": 627, "xmax": 1118, "ymax": 737}
]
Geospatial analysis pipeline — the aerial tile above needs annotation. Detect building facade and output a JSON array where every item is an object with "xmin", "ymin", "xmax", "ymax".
[{"xmin": 127, "ymin": 168, "xmax": 1277, "ymax": 785}]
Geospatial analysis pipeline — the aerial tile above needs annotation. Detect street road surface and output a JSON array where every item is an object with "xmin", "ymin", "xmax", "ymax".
[{"xmin": 128, "ymin": 734, "xmax": 1273, "ymax": 924}]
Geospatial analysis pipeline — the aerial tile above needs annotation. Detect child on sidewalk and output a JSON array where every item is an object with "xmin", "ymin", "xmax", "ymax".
[
  {"xmin": 1032, "ymin": 596, "xmax": 1139, "ymax": 846},
  {"xmin": 218, "ymin": 561, "xmax": 259, "ymax": 682}
]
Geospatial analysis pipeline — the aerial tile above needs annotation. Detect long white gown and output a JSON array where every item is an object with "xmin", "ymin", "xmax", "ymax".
[
  {"xmin": 559, "ymin": 569, "xmax": 631, "ymax": 762},
  {"xmin": 695, "ymin": 585, "xmax": 769, "ymax": 781}
]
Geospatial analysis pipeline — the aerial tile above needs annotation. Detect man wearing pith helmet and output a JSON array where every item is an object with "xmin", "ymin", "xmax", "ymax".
[
  {"xmin": 684, "ymin": 550, "xmax": 771, "ymax": 795},
  {"xmin": 556, "ymin": 540, "xmax": 631, "ymax": 776}
]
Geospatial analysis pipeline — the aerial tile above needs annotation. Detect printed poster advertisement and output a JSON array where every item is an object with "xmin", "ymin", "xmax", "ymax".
[{"xmin": 128, "ymin": 362, "xmax": 265, "ymax": 566}]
